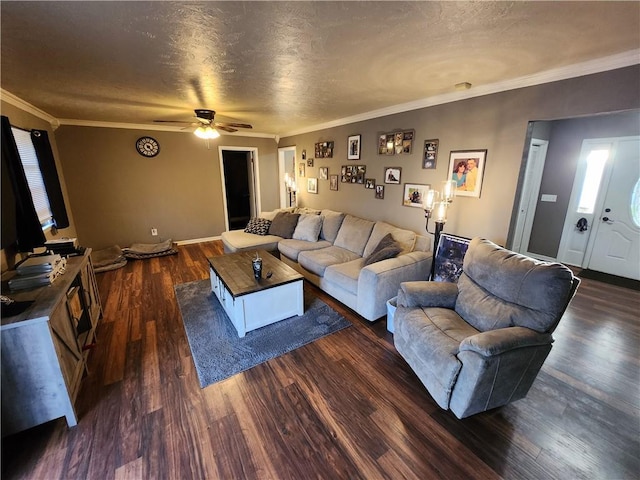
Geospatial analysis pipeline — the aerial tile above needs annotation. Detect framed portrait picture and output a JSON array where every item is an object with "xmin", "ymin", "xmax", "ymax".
[
  {"xmin": 307, "ymin": 157, "xmax": 314, "ymax": 167},
  {"xmin": 448, "ymin": 149, "xmax": 487, "ymax": 198},
  {"xmin": 348, "ymin": 134, "xmax": 361, "ymax": 160},
  {"xmin": 384, "ymin": 166, "xmax": 401, "ymax": 184},
  {"xmin": 319, "ymin": 167, "xmax": 328, "ymax": 180},
  {"xmin": 365, "ymin": 178, "xmax": 375, "ymax": 189},
  {"xmin": 298, "ymin": 162, "xmax": 306, "ymax": 177},
  {"xmin": 329, "ymin": 174, "xmax": 338, "ymax": 191},
  {"xmin": 402, "ymin": 183, "xmax": 430, "ymax": 208},
  {"xmin": 307, "ymin": 177, "xmax": 318, "ymax": 194},
  {"xmin": 423, "ymin": 139, "xmax": 438, "ymax": 169},
  {"xmin": 375, "ymin": 185, "xmax": 385, "ymax": 199},
  {"xmin": 302, "ymin": 149, "xmax": 306, "ymax": 160}
]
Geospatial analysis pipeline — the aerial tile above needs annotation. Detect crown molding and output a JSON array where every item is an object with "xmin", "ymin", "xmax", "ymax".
[
  {"xmin": 281, "ymin": 49, "xmax": 640, "ymax": 137},
  {"xmin": 0, "ymin": 88, "xmax": 60, "ymax": 128},
  {"xmin": 56, "ymin": 118, "xmax": 277, "ymax": 139}
]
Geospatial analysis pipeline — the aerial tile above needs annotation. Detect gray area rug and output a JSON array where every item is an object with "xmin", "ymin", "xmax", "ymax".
[{"xmin": 175, "ymin": 279, "xmax": 351, "ymax": 388}]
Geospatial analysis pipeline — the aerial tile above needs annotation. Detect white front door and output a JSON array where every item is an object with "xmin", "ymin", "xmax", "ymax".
[
  {"xmin": 558, "ymin": 136, "xmax": 640, "ymax": 280},
  {"xmin": 586, "ymin": 137, "xmax": 640, "ymax": 280}
]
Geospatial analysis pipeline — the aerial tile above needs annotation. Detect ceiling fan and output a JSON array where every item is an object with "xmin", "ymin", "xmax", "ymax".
[{"xmin": 154, "ymin": 109, "xmax": 253, "ymax": 137}]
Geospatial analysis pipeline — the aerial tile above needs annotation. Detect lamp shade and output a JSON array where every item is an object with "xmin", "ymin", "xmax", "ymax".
[
  {"xmin": 423, "ymin": 189, "xmax": 439, "ymax": 212},
  {"xmin": 434, "ymin": 201, "xmax": 448, "ymax": 223},
  {"xmin": 194, "ymin": 126, "xmax": 220, "ymax": 139},
  {"xmin": 442, "ymin": 180, "xmax": 457, "ymax": 203}
]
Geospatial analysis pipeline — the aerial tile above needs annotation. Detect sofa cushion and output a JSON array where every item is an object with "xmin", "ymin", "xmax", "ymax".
[
  {"xmin": 221, "ymin": 230, "xmax": 282, "ymax": 253},
  {"xmin": 333, "ymin": 215, "xmax": 375, "ymax": 256},
  {"xmin": 293, "ymin": 214, "xmax": 323, "ymax": 242},
  {"xmin": 324, "ymin": 258, "xmax": 365, "ymax": 295},
  {"xmin": 244, "ymin": 217, "xmax": 272, "ymax": 235},
  {"xmin": 394, "ymin": 306, "xmax": 479, "ymax": 408},
  {"xmin": 319, "ymin": 209, "xmax": 345, "ymax": 243},
  {"xmin": 363, "ymin": 233, "xmax": 401, "ymax": 266},
  {"xmin": 278, "ymin": 238, "xmax": 332, "ymax": 262},
  {"xmin": 298, "ymin": 246, "xmax": 361, "ymax": 277},
  {"xmin": 295, "ymin": 207, "xmax": 322, "ymax": 215},
  {"xmin": 363, "ymin": 221, "xmax": 417, "ymax": 257},
  {"xmin": 268, "ymin": 212, "xmax": 300, "ymax": 239}
]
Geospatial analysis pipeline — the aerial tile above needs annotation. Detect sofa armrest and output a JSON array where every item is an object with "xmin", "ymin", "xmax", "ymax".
[
  {"xmin": 459, "ymin": 327, "xmax": 553, "ymax": 357},
  {"xmin": 356, "ymin": 251, "xmax": 432, "ymax": 320},
  {"xmin": 397, "ymin": 281, "xmax": 458, "ymax": 308}
]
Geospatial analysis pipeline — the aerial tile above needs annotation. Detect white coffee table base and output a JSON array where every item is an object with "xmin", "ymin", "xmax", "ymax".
[{"xmin": 210, "ymin": 268, "xmax": 304, "ymax": 337}]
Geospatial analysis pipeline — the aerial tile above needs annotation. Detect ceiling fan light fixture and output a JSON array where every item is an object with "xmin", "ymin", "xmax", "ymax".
[{"xmin": 194, "ymin": 126, "xmax": 220, "ymax": 139}]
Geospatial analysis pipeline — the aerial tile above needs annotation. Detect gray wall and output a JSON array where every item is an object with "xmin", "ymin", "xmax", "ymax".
[
  {"xmin": 280, "ymin": 66, "xmax": 640, "ymax": 248},
  {"xmin": 527, "ymin": 111, "xmax": 640, "ymax": 257},
  {"xmin": 55, "ymin": 127, "xmax": 278, "ymax": 249}
]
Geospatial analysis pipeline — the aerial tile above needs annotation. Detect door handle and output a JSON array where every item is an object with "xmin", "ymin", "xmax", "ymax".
[{"xmin": 602, "ymin": 216, "xmax": 614, "ymax": 224}]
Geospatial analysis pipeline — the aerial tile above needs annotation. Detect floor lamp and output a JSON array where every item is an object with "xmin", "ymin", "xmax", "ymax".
[
  {"xmin": 284, "ymin": 173, "xmax": 297, "ymax": 207},
  {"xmin": 423, "ymin": 180, "xmax": 456, "ymax": 280}
]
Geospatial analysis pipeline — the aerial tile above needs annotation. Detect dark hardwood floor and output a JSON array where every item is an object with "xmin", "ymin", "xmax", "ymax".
[{"xmin": 2, "ymin": 241, "xmax": 639, "ymax": 479}]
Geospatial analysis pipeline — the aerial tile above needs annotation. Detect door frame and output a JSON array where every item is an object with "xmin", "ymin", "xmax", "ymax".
[
  {"xmin": 218, "ymin": 146, "xmax": 261, "ymax": 232},
  {"xmin": 512, "ymin": 138, "xmax": 549, "ymax": 255},
  {"xmin": 278, "ymin": 146, "xmax": 296, "ymax": 208}
]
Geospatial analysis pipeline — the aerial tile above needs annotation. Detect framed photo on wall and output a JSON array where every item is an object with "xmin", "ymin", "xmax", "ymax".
[
  {"xmin": 384, "ymin": 166, "xmax": 401, "ymax": 184},
  {"xmin": 402, "ymin": 183, "xmax": 430, "ymax": 208},
  {"xmin": 375, "ymin": 185, "xmax": 385, "ymax": 199},
  {"xmin": 329, "ymin": 174, "xmax": 338, "ymax": 191},
  {"xmin": 319, "ymin": 167, "xmax": 329, "ymax": 180},
  {"xmin": 307, "ymin": 177, "xmax": 318, "ymax": 194},
  {"xmin": 365, "ymin": 178, "xmax": 375, "ymax": 189},
  {"xmin": 423, "ymin": 139, "xmax": 438, "ymax": 169},
  {"xmin": 348, "ymin": 135, "xmax": 361, "ymax": 160},
  {"xmin": 298, "ymin": 162, "xmax": 306, "ymax": 177},
  {"xmin": 448, "ymin": 149, "xmax": 487, "ymax": 198}
]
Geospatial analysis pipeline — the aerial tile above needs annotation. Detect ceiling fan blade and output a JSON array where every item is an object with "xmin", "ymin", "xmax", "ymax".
[
  {"xmin": 194, "ymin": 117, "xmax": 211, "ymax": 125},
  {"xmin": 214, "ymin": 122, "xmax": 253, "ymax": 129},
  {"xmin": 153, "ymin": 119, "xmax": 193, "ymax": 124},
  {"xmin": 216, "ymin": 125, "xmax": 238, "ymax": 133}
]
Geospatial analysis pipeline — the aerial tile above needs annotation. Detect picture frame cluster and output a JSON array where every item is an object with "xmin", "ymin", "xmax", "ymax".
[
  {"xmin": 301, "ymin": 132, "xmax": 486, "ymax": 201},
  {"xmin": 378, "ymin": 130, "xmax": 414, "ymax": 155}
]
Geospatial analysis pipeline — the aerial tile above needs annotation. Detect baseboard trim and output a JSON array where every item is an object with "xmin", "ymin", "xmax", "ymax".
[{"xmin": 175, "ymin": 236, "xmax": 221, "ymax": 246}]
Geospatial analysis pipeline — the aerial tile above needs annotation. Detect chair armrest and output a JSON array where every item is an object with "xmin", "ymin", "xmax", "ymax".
[
  {"xmin": 460, "ymin": 327, "xmax": 553, "ymax": 357},
  {"xmin": 397, "ymin": 281, "xmax": 458, "ymax": 308}
]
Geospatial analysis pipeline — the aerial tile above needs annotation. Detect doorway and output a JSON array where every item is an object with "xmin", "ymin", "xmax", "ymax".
[
  {"xmin": 278, "ymin": 146, "xmax": 296, "ymax": 208},
  {"xmin": 218, "ymin": 147, "xmax": 261, "ymax": 231},
  {"xmin": 557, "ymin": 136, "xmax": 640, "ymax": 280}
]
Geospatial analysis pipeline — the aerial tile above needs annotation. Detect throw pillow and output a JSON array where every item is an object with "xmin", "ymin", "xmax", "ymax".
[
  {"xmin": 268, "ymin": 212, "xmax": 300, "ymax": 239},
  {"xmin": 293, "ymin": 214, "xmax": 323, "ymax": 242},
  {"xmin": 364, "ymin": 233, "xmax": 402, "ymax": 266},
  {"xmin": 244, "ymin": 217, "xmax": 272, "ymax": 236}
]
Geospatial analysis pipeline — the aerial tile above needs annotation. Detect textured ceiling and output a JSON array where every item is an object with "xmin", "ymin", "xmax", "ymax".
[{"xmin": 1, "ymin": 1, "xmax": 639, "ymax": 136}]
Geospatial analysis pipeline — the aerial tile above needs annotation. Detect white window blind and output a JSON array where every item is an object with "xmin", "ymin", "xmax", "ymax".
[{"xmin": 11, "ymin": 127, "xmax": 54, "ymax": 228}]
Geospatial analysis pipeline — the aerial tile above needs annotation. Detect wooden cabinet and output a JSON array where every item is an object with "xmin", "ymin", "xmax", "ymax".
[{"xmin": 1, "ymin": 249, "xmax": 102, "ymax": 436}]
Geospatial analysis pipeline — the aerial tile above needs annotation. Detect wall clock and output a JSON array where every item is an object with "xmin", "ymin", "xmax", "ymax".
[{"xmin": 135, "ymin": 136, "xmax": 160, "ymax": 157}]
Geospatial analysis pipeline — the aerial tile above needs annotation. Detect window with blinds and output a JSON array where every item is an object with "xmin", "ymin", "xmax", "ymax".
[{"xmin": 11, "ymin": 127, "xmax": 54, "ymax": 229}]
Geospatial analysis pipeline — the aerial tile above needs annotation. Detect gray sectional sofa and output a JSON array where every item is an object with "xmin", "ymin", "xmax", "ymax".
[{"xmin": 221, "ymin": 207, "xmax": 432, "ymax": 321}]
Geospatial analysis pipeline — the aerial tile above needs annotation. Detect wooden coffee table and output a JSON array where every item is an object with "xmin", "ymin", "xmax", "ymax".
[{"xmin": 207, "ymin": 250, "xmax": 304, "ymax": 337}]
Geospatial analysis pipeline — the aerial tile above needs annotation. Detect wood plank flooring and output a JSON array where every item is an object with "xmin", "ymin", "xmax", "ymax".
[{"xmin": 2, "ymin": 241, "xmax": 639, "ymax": 479}]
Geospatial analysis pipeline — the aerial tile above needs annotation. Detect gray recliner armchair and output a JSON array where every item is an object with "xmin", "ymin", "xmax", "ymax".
[{"xmin": 394, "ymin": 237, "xmax": 580, "ymax": 418}]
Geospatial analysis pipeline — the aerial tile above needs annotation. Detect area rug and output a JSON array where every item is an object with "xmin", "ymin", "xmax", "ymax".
[{"xmin": 175, "ymin": 279, "xmax": 351, "ymax": 388}]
